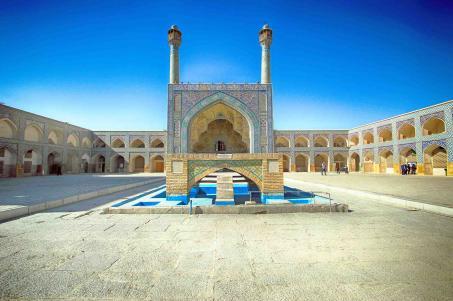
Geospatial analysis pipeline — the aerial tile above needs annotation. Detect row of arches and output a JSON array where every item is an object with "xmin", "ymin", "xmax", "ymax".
[
  {"xmin": 93, "ymin": 154, "xmax": 165, "ymax": 173},
  {"xmin": 277, "ymin": 143, "xmax": 448, "ymax": 175},
  {"xmin": 280, "ymin": 153, "xmax": 347, "ymax": 172},
  {"xmin": 0, "ymin": 118, "xmax": 92, "ymax": 147},
  {"xmin": 349, "ymin": 144, "xmax": 447, "ymax": 175},
  {"xmin": 275, "ymin": 136, "xmax": 348, "ymax": 148},
  {"xmin": 349, "ymin": 117, "xmax": 446, "ymax": 146},
  {"xmin": 97, "ymin": 138, "xmax": 165, "ymax": 149},
  {"xmin": 0, "ymin": 119, "xmax": 166, "ymax": 150},
  {"xmin": 0, "ymin": 146, "xmax": 166, "ymax": 177}
]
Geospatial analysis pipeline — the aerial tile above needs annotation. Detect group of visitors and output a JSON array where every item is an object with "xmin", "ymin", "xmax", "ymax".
[
  {"xmin": 336, "ymin": 165, "xmax": 349, "ymax": 174},
  {"xmin": 321, "ymin": 162, "xmax": 349, "ymax": 175},
  {"xmin": 401, "ymin": 162, "xmax": 417, "ymax": 175}
]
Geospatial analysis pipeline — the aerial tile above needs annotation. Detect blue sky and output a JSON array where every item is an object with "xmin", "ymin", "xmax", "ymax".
[{"xmin": 0, "ymin": 0, "xmax": 452, "ymax": 130}]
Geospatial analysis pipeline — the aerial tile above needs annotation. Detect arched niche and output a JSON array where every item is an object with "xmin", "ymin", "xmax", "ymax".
[
  {"xmin": 151, "ymin": 139, "xmax": 165, "ymax": 148},
  {"xmin": 398, "ymin": 124, "xmax": 415, "ymax": 140},
  {"xmin": 112, "ymin": 138, "xmax": 125, "ymax": 148},
  {"xmin": 181, "ymin": 92, "xmax": 259, "ymax": 153},
  {"xmin": 350, "ymin": 152, "xmax": 360, "ymax": 172},
  {"xmin": 67, "ymin": 134, "xmax": 79, "ymax": 147},
  {"xmin": 0, "ymin": 118, "xmax": 17, "ymax": 139},
  {"xmin": 188, "ymin": 102, "xmax": 251, "ymax": 153},
  {"xmin": 314, "ymin": 136, "xmax": 328, "ymax": 147},
  {"xmin": 379, "ymin": 129, "xmax": 392, "ymax": 142},
  {"xmin": 275, "ymin": 136, "xmax": 290, "ymax": 148},
  {"xmin": 24, "ymin": 124, "xmax": 43, "ymax": 142},
  {"xmin": 422, "ymin": 118, "xmax": 445, "ymax": 136},
  {"xmin": 295, "ymin": 153, "xmax": 308, "ymax": 172},
  {"xmin": 333, "ymin": 136, "xmax": 347, "ymax": 147},
  {"xmin": 294, "ymin": 136, "xmax": 309, "ymax": 147}
]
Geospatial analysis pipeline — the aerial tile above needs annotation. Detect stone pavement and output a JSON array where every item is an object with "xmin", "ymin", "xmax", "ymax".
[
  {"xmin": 0, "ymin": 179, "xmax": 452, "ymax": 300},
  {"xmin": 285, "ymin": 172, "xmax": 453, "ymax": 208},
  {"xmin": 0, "ymin": 173, "xmax": 164, "ymax": 207}
]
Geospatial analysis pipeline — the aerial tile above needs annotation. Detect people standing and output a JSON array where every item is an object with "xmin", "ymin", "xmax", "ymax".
[{"xmin": 321, "ymin": 162, "xmax": 327, "ymax": 176}]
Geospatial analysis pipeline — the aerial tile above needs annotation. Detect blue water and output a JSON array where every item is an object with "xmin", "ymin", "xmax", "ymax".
[{"xmin": 113, "ymin": 184, "xmax": 328, "ymax": 208}]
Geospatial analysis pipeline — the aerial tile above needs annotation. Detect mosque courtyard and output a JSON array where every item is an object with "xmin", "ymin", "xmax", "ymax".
[
  {"xmin": 0, "ymin": 3, "xmax": 452, "ymax": 300},
  {"xmin": 1, "ymin": 173, "xmax": 452, "ymax": 300}
]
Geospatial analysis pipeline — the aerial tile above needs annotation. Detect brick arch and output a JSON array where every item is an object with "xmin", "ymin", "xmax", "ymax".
[{"xmin": 188, "ymin": 166, "xmax": 262, "ymax": 192}]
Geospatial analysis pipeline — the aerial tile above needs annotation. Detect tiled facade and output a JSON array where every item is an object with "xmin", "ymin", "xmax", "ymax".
[
  {"xmin": 1, "ymin": 99, "xmax": 452, "ymax": 177},
  {"xmin": 0, "ymin": 104, "xmax": 166, "ymax": 177}
]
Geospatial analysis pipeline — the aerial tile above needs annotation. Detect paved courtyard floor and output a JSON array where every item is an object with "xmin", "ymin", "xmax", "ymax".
[
  {"xmin": 286, "ymin": 172, "xmax": 453, "ymax": 208},
  {"xmin": 1, "ymin": 178, "xmax": 452, "ymax": 300},
  {"xmin": 0, "ymin": 173, "xmax": 164, "ymax": 207}
]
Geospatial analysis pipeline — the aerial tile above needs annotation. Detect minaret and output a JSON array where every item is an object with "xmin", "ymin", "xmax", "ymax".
[
  {"xmin": 168, "ymin": 25, "xmax": 182, "ymax": 84},
  {"xmin": 259, "ymin": 24, "xmax": 272, "ymax": 84}
]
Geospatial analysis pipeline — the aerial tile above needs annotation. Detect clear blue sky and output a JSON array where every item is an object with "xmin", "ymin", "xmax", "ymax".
[{"xmin": 0, "ymin": 0, "xmax": 452, "ymax": 130}]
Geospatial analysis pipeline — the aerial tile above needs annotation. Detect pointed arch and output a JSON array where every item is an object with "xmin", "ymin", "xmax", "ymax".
[
  {"xmin": 294, "ymin": 136, "xmax": 309, "ymax": 147},
  {"xmin": 378, "ymin": 129, "xmax": 393, "ymax": 142},
  {"xmin": 333, "ymin": 153, "xmax": 347, "ymax": 170},
  {"xmin": 0, "ymin": 118, "xmax": 17, "ymax": 138},
  {"xmin": 333, "ymin": 136, "xmax": 347, "ymax": 147},
  {"xmin": 24, "ymin": 123, "xmax": 43, "ymax": 142},
  {"xmin": 349, "ymin": 134, "xmax": 359, "ymax": 146},
  {"xmin": 314, "ymin": 136, "xmax": 328, "ymax": 147},
  {"xmin": 48, "ymin": 130, "xmax": 60, "ymax": 144},
  {"xmin": 111, "ymin": 138, "xmax": 125, "ymax": 148},
  {"xmin": 181, "ymin": 92, "xmax": 259, "ymax": 153},
  {"xmin": 81, "ymin": 137, "xmax": 92, "ymax": 148},
  {"xmin": 424, "ymin": 144, "xmax": 447, "ymax": 176},
  {"xmin": 295, "ymin": 153, "xmax": 309, "ymax": 172},
  {"xmin": 130, "ymin": 139, "xmax": 145, "ymax": 148},
  {"xmin": 350, "ymin": 152, "xmax": 360, "ymax": 172},
  {"xmin": 93, "ymin": 154, "xmax": 106, "ymax": 172},
  {"xmin": 93, "ymin": 138, "xmax": 106, "ymax": 148},
  {"xmin": 379, "ymin": 149, "xmax": 394, "ymax": 173},
  {"xmin": 399, "ymin": 147, "xmax": 416, "ymax": 165},
  {"xmin": 398, "ymin": 123, "xmax": 415, "ymax": 140},
  {"xmin": 151, "ymin": 155, "xmax": 165, "ymax": 172},
  {"xmin": 314, "ymin": 153, "xmax": 329, "ymax": 172},
  {"xmin": 111, "ymin": 154, "xmax": 125, "ymax": 173},
  {"xmin": 151, "ymin": 138, "xmax": 165, "ymax": 148},
  {"xmin": 67, "ymin": 134, "xmax": 79, "ymax": 147},
  {"xmin": 422, "ymin": 118, "xmax": 445, "ymax": 136},
  {"xmin": 363, "ymin": 132, "xmax": 374, "ymax": 145},
  {"xmin": 275, "ymin": 136, "xmax": 290, "ymax": 148},
  {"xmin": 131, "ymin": 155, "xmax": 145, "ymax": 172},
  {"xmin": 23, "ymin": 149, "xmax": 42, "ymax": 175},
  {"xmin": 363, "ymin": 150, "xmax": 374, "ymax": 173}
]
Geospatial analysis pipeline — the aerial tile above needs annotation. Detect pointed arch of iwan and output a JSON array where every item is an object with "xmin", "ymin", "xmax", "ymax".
[{"xmin": 180, "ymin": 92, "xmax": 260, "ymax": 153}]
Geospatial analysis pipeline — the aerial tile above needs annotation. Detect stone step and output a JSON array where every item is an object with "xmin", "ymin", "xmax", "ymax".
[{"xmin": 216, "ymin": 174, "xmax": 234, "ymax": 200}]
